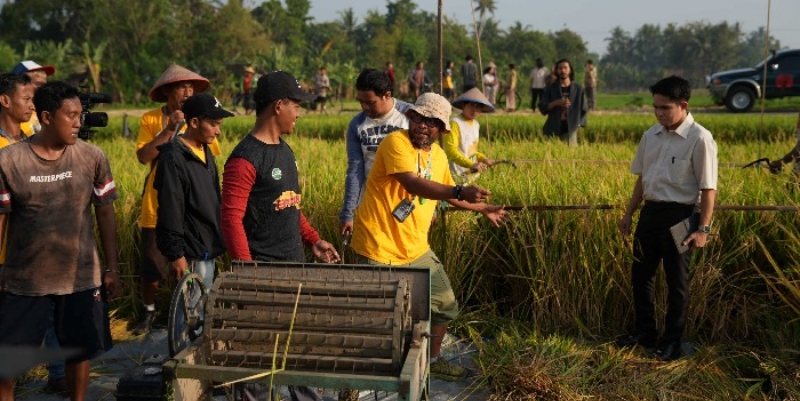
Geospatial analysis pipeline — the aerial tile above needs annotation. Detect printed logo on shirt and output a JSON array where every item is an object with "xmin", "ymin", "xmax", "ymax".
[
  {"xmin": 271, "ymin": 168, "xmax": 282, "ymax": 180},
  {"xmin": 358, "ymin": 125, "xmax": 405, "ymax": 147},
  {"xmin": 29, "ymin": 171, "xmax": 73, "ymax": 183},
  {"xmin": 93, "ymin": 288, "xmax": 102, "ymax": 302},
  {"xmin": 274, "ymin": 190, "xmax": 301, "ymax": 211}
]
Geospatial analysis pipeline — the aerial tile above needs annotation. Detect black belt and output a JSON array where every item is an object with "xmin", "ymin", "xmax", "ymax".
[{"xmin": 643, "ymin": 200, "xmax": 695, "ymax": 211}]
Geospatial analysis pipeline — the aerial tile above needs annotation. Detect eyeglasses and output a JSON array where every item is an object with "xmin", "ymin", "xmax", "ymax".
[{"xmin": 408, "ymin": 112, "xmax": 442, "ymax": 129}]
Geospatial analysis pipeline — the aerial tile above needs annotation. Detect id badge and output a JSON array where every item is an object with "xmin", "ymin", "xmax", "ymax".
[{"xmin": 392, "ymin": 198, "xmax": 416, "ymax": 223}]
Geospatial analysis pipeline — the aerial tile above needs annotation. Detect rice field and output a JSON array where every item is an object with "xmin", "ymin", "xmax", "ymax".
[{"xmin": 95, "ymin": 109, "xmax": 799, "ymax": 400}]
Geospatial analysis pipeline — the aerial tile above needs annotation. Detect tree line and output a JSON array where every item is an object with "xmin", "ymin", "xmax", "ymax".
[{"xmin": 0, "ymin": 0, "xmax": 783, "ymax": 104}]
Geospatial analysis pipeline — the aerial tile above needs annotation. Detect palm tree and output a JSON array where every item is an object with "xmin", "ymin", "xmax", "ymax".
[{"xmin": 473, "ymin": 0, "xmax": 496, "ymax": 38}]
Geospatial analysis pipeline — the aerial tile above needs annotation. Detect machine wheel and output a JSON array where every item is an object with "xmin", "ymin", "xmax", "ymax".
[
  {"xmin": 168, "ymin": 272, "xmax": 208, "ymax": 356},
  {"xmin": 725, "ymin": 86, "xmax": 756, "ymax": 113}
]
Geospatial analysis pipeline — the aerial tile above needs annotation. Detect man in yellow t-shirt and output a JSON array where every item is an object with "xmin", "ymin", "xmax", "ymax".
[
  {"xmin": 12, "ymin": 60, "xmax": 55, "ymax": 136},
  {"xmin": 350, "ymin": 93, "xmax": 507, "ymax": 382},
  {"xmin": 133, "ymin": 64, "xmax": 217, "ymax": 335},
  {"xmin": 0, "ymin": 73, "xmax": 36, "ymax": 265}
]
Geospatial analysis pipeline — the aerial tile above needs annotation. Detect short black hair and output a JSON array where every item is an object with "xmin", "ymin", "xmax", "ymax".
[
  {"xmin": 33, "ymin": 81, "xmax": 80, "ymax": 121},
  {"xmin": 356, "ymin": 69, "xmax": 392, "ymax": 95},
  {"xmin": 465, "ymin": 55, "xmax": 473, "ymax": 61},
  {"xmin": 0, "ymin": 73, "xmax": 32, "ymax": 97},
  {"xmin": 554, "ymin": 58, "xmax": 574, "ymax": 81},
  {"xmin": 650, "ymin": 75, "xmax": 691, "ymax": 102},
  {"xmin": 509, "ymin": 63, "xmax": 515, "ymax": 69}
]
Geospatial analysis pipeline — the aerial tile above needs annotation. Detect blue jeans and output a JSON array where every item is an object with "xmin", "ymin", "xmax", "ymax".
[{"xmin": 191, "ymin": 259, "xmax": 215, "ymax": 290}]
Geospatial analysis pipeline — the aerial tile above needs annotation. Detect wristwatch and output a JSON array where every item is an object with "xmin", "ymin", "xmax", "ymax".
[{"xmin": 697, "ymin": 224, "xmax": 711, "ymax": 233}]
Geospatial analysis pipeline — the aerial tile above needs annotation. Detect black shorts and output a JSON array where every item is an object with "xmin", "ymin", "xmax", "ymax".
[
  {"xmin": 0, "ymin": 288, "xmax": 113, "ymax": 364},
  {"xmin": 317, "ymin": 95, "xmax": 327, "ymax": 104},
  {"xmin": 139, "ymin": 227, "xmax": 168, "ymax": 282}
]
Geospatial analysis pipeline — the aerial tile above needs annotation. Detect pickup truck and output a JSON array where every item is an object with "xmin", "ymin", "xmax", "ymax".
[{"xmin": 707, "ymin": 48, "xmax": 800, "ymax": 112}]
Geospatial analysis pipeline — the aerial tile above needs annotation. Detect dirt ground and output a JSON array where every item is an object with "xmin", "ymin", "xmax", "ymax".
[{"xmin": 17, "ymin": 329, "xmax": 491, "ymax": 401}]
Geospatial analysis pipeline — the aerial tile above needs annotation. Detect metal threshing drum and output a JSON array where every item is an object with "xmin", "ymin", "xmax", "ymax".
[
  {"xmin": 164, "ymin": 261, "xmax": 431, "ymax": 401},
  {"xmin": 206, "ymin": 271, "xmax": 412, "ymax": 375}
]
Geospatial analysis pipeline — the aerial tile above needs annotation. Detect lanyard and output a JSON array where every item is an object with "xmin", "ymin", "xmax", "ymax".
[
  {"xmin": 0, "ymin": 127, "xmax": 28, "ymax": 144},
  {"xmin": 416, "ymin": 149, "xmax": 432, "ymax": 204}
]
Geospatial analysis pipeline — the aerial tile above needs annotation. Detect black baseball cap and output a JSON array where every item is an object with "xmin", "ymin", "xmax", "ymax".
[
  {"xmin": 182, "ymin": 93, "xmax": 234, "ymax": 120},
  {"xmin": 254, "ymin": 70, "xmax": 316, "ymax": 106}
]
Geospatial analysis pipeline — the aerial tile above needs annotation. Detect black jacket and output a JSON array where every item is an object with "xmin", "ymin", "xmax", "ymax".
[
  {"xmin": 538, "ymin": 81, "xmax": 587, "ymax": 136},
  {"xmin": 154, "ymin": 138, "xmax": 225, "ymax": 262}
]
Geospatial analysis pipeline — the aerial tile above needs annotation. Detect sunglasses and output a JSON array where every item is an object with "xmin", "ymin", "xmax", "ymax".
[{"xmin": 408, "ymin": 112, "xmax": 442, "ymax": 129}]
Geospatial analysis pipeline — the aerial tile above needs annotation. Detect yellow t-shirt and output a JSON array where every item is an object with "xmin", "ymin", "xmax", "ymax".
[
  {"xmin": 0, "ymin": 132, "xmax": 29, "ymax": 264},
  {"xmin": 180, "ymin": 137, "xmax": 207, "ymax": 164},
  {"xmin": 137, "ymin": 108, "xmax": 221, "ymax": 228},
  {"xmin": 443, "ymin": 115, "xmax": 487, "ymax": 171},
  {"xmin": 351, "ymin": 131, "xmax": 454, "ymax": 264},
  {"xmin": 20, "ymin": 114, "xmax": 39, "ymax": 137}
]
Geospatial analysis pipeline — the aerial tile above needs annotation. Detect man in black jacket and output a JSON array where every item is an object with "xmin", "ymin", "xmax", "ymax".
[{"xmin": 155, "ymin": 93, "xmax": 233, "ymax": 290}]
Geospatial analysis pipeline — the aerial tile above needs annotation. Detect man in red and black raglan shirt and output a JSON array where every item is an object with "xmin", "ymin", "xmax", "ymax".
[
  {"xmin": 0, "ymin": 81, "xmax": 120, "ymax": 401},
  {"xmin": 220, "ymin": 70, "xmax": 340, "ymax": 401},
  {"xmin": 221, "ymin": 70, "xmax": 340, "ymax": 264}
]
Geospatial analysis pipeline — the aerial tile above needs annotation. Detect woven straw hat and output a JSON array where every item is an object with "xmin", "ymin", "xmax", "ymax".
[
  {"xmin": 405, "ymin": 93, "xmax": 452, "ymax": 131},
  {"xmin": 452, "ymin": 87, "xmax": 495, "ymax": 112},
  {"xmin": 244, "ymin": 66, "xmax": 255, "ymax": 74},
  {"xmin": 148, "ymin": 64, "xmax": 210, "ymax": 102}
]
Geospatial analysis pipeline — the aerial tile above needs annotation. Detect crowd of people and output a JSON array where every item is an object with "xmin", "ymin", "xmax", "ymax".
[{"xmin": 14, "ymin": 53, "xmax": 800, "ymax": 401}]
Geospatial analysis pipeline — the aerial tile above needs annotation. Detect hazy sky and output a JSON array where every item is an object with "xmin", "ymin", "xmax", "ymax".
[{"xmin": 293, "ymin": 0, "xmax": 800, "ymax": 57}]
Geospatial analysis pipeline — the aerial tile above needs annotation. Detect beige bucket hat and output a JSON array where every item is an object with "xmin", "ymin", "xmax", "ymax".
[
  {"xmin": 148, "ymin": 64, "xmax": 210, "ymax": 102},
  {"xmin": 405, "ymin": 93, "xmax": 452, "ymax": 132},
  {"xmin": 451, "ymin": 87, "xmax": 495, "ymax": 112}
]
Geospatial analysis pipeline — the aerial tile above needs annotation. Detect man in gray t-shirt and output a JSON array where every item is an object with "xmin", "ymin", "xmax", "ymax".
[
  {"xmin": 460, "ymin": 55, "xmax": 478, "ymax": 93},
  {"xmin": 0, "ymin": 81, "xmax": 120, "ymax": 401}
]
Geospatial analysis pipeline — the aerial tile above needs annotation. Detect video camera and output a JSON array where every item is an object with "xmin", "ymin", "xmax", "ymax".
[{"xmin": 79, "ymin": 92, "xmax": 112, "ymax": 140}]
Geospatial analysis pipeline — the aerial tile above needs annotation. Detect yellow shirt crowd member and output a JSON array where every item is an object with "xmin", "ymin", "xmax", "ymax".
[
  {"xmin": 0, "ymin": 133, "xmax": 29, "ymax": 263},
  {"xmin": 351, "ymin": 131, "xmax": 454, "ymax": 264},
  {"xmin": 19, "ymin": 113, "xmax": 39, "ymax": 137},
  {"xmin": 136, "ymin": 108, "xmax": 221, "ymax": 228}
]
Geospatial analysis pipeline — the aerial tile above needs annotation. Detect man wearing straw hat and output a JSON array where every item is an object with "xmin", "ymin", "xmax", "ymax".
[
  {"xmin": 132, "ymin": 63, "xmax": 216, "ymax": 335},
  {"xmin": 349, "ymin": 93, "xmax": 507, "ymax": 381},
  {"xmin": 233, "ymin": 66, "xmax": 256, "ymax": 115},
  {"xmin": 443, "ymin": 87, "xmax": 496, "ymax": 183}
]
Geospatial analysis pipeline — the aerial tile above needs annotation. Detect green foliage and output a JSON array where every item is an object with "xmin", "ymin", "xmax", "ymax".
[
  {"xmin": 1, "ymin": 0, "xmax": 783, "ymax": 99},
  {"xmin": 0, "ymin": 42, "xmax": 19, "ymax": 73},
  {"xmin": 602, "ymin": 21, "xmax": 783, "ymax": 91}
]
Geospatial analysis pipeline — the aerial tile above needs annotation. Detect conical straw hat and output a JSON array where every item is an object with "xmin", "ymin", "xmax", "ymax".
[
  {"xmin": 148, "ymin": 64, "xmax": 210, "ymax": 102},
  {"xmin": 451, "ymin": 87, "xmax": 495, "ymax": 112}
]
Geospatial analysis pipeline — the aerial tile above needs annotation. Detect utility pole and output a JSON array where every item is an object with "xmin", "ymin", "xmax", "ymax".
[{"xmin": 438, "ymin": 0, "xmax": 443, "ymax": 94}]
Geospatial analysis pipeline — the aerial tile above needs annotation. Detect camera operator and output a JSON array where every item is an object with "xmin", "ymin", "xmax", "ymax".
[{"xmin": 133, "ymin": 64, "xmax": 216, "ymax": 336}]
